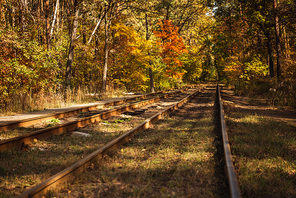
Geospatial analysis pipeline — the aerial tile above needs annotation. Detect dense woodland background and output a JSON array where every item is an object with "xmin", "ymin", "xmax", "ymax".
[{"xmin": 0, "ymin": 0, "xmax": 296, "ymax": 113}]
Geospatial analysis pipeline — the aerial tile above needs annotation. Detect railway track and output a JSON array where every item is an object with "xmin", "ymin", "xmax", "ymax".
[
  {"xmin": 0, "ymin": 84, "xmax": 241, "ymax": 197},
  {"xmin": 217, "ymin": 85, "xmax": 241, "ymax": 198},
  {"xmin": 0, "ymin": 88, "xmax": 181, "ymax": 132},
  {"xmin": 0, "ymin": 86, "xmax": 194, "ymax": 152}
]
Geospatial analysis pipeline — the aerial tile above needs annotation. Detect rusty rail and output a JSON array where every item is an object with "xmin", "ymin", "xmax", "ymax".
[
  {"xmin": 18, "ymin": 87, "xmax": 201, "ymax": 198},
  {"xmin": 0, "ymin": 86, "xmax": 194, "ymax": 152},
  {"xmin": 217, "ymin": 84, "xmax": 241, "ymax": 198},
  {"xmin": 0, "ymin": 91, "xmax": 167, "ymax": 132}
]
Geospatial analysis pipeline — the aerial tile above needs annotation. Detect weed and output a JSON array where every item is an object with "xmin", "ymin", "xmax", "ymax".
[
  {"xmin": 115, "ymin": 119, "xmax": 125, "ymax": 123},
  {"xmin": 46, "ymin": 118, "xmax": 60, "ymax": 127}
]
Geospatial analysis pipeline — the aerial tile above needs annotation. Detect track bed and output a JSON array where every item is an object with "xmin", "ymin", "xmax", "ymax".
[
  {"xmin": 55, "ymin": 84, "xmax": 229, "ymax": 198},
  {"xmin": 1, "ymin": 87, "xmax": 204, "ymax": 197}
]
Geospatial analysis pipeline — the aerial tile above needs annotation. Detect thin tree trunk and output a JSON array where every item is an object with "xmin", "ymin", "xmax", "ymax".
[
  {"xmin": 273, "ymin": 0, "xmax": 282, "ymax": 78},
  {"xmin": 20, "ymin": 1, "xmax": 26, "ymax": 34},
  {"xmin": 50, "ymin": 0, "xmax": 59, "ymax": 40},
  {"xmin": 102, "ymin": 4, "xmax": 109, "ymax": 93},
  {"xmin": 145, "ymin": 13, "xmax": 154, "ymax": 93},
  {"xmin": 66, "ymin": 0, "xmax": 79, "ymax": 88},
  {"xmin": 165, "ymin": 3, "xmax": 170, "ymax": 20},
  {"xmin": 0, "ymin": 0, "xmax": 4, "ymax": 25},
  {"xmin": 82, "ymin": 6, "xmax": 87, "ymax": 44},
  {"xmin": 283, "ymin": 27, "xmax": 290, "ymax": 59},
  {"xmin": 38, "ymin": 0, "xmax": 43, "ymax": 44},
  {"xmin": 266, "ymin": 30, "xmax": 275, "ymax": 77},
  {"xmin": 12, "ymin": 4, "xmax": 15, "ymax": 29},
  {"xmin": 88, "ymin": 14, "xmax": 104, "ymax": 44},
  {"xmin": 45, "ymin": 0, "xmax": 50, "ymax": 50},
  {"xmin": 56, "ymin": 0, "xmax": 60, "ymax": 34}
]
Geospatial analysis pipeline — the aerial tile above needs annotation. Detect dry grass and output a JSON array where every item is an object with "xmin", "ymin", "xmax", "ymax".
[
  {"xmin": 0, "ymin": 87, "xmax": 129, "ymax": 116},
  {"xmin": 0, "ymin": 115, "xmax": 144, "ymax": 197},
  {"xmin": 57, "ymin": 119, "xmax": 219, "ymax": 197},
  {"xmin": 0, "ymin": 87, "xmax": 220, "ymax": 198},
  {"xmin": 224, "ymin": 94, "xmax": 296, "ymax": 197}
]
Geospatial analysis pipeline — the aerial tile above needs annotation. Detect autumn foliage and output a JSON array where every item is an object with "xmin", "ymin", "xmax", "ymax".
[
  {"xmin": 153, "ymin": 20, "xmax": 188, "ymax": 79},
  {"xmin": 1, "ymin": 0, "xmax": 296, "ymax": 113}
]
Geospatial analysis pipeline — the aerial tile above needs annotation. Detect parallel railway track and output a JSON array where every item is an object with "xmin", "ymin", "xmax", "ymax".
[
  {"xmin": 0, "ymin": 89, "xmax": 174, "ymax": 132},
  {"xmin": 0, "ymin": 84, "xmax": 241, "ymax": 197},
  {"xmin": 17, "ymin": 87, "xmax": 203, "ymax": 198},
  {"xmin": 0, "ymin": 86, "xmax": 194, "ymax": 152}
]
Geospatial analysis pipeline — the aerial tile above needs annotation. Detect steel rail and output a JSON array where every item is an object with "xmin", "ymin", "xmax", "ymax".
[
  {"xmin": 217, "ymin": 84, "xmax": 241, "ymax": 198},
  {"xmin": 0, "ymin": 86, "xmax": 196, "ymax": 132},
  {"xmin": 0, "ymin": 86, "xmax": 194, "ymax": 152},
  {"xmin": 0, "ymin": 91, "xmax": 167, "ymax": 132},
  {"xmin": 18, "ymin": 87, "xmax": 202, "ymax": 198}
]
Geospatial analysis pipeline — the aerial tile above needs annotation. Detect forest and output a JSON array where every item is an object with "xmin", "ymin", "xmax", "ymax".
[{"xmin": 0, "ymin": 0, "xmax": 296, "ymax": 114}]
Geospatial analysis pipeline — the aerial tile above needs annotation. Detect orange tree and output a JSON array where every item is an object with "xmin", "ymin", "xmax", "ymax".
[{"xmin": 153, "ymin": 20, "xmax": 188, "ymax": 81}]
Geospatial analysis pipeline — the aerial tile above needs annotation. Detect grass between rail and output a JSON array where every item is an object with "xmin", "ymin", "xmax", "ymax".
[
  {"xmin": 223, "ymin": 89, "xmax": 296, "ymax": 197},
  {"xmin": 0, "ymin": 119, "xmax": 62, "ymax": 140},
  {"xmin": 54, "ymin": 86, "xmax": 228, "ymax": 197},
  {"xmin": 0, "ymin": 90, "xmax": 195, "ymax": 197},
  {"xmin": 0, "ymin": 115, "xmax": 144, "ymax": 197}
]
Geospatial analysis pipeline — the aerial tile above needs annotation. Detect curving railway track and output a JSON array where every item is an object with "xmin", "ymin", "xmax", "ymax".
[{"xmin": 0, "ymin": 84, "xmax": 241, "ymax": 198}]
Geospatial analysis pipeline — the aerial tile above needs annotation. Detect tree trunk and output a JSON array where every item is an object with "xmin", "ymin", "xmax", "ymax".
[
  {"xmin": 82, "ymin": 7, "xmax": 87, "ymax": 44},
  {"xmin": 283, "ymin": 27, "xmax": 290, "ymax": 59},
  {"xmin": 37, "ymin": 0, "xmax": 43, "ymax": 44},
  {"xmin": 20, "ymin": 1, "xmax": 26, "ymax": 34},
  {"xmin": 50, "ymin": 0, "xmax": 59, "ymax": 41},
  {"xmin": 66, "ymin": 0, "xmax": 79, "ymax": 88},
  {"xmin": 45, "ymin": 0, "xmax": 50, "ymax": 50},
  {"xmin": 145, "ymin": 13, "xmax": 154, "ymax": 93},
  {"xmin": 12, "ymin": 4, "xmax": 15, "ymax": 29},
  {"xmin": 273, "ymin": 0, "xmax": 282, "ymax": 78},
  {"xmin": 87, "ymin": 11, "xmax": 105, "ymax": 44},
  {"xmin": 165, "ymin": 3, "xmax": 170, "ymax": 20},
  {"xmin": 266, "ymin": 30, "xmax": 275, "ymax": 77},
  {"xmin": 0, "ymin": 0, "xmax": 4, "ymax": 25},
  {"xmin": 102, "ymin": 4, "xmax": 109, "ymax": 93}
]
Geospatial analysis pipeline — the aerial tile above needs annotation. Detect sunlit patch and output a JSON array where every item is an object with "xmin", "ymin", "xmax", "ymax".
[
  {"xmin": 54, "ymin": 89, "xmax": 220, "ymax": 197},
  {"xmin": 225, "ymin": 93, "xmax": 296, "ymax": 197},
  {"xmin": 227, "ymin": 115, "xmax": 262, "ymax": 124}
]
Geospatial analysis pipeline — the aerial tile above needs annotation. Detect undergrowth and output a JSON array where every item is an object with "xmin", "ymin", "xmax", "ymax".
[
  {"xmin": 0, "ymin": 87, "xmax": 128, "ymax": 116},
  {"xmin": 231, "ymin": 79, "xmax": 296, "ymax": 107}
]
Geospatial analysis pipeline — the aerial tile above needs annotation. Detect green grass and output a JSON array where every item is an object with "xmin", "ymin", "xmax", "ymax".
[{"xmin": 46, "ymin": 118, "xmax": 61, "ymax": 127}]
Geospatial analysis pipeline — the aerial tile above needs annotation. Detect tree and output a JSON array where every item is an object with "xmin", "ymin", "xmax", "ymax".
[
  {"xmin": 102, "ymin": 2, "xmax": 110, "ymax": 93},
  {"xmin": 153, "ymin": 19, "xmax": 188, "ymax": 80},
  {"xmin": 66, "ymin": 0, "xmax": 81, "ymax": 88},
  {"xmin": 273, "ymin": 0, "xmax": 282, "ymax": 78}
]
